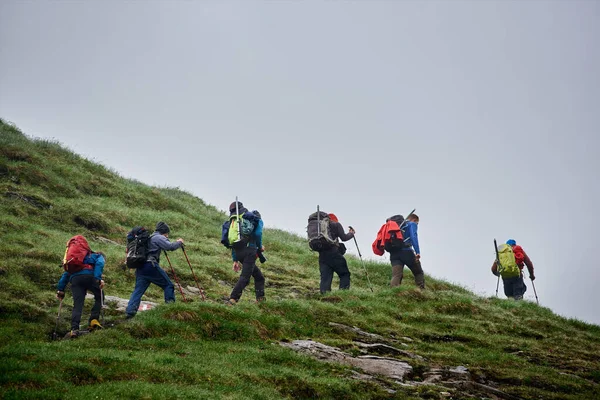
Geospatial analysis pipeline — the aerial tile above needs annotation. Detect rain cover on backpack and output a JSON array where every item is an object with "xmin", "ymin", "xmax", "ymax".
[
  {"xmin": 307, "ymin": 211, "xmax": 337, "ymax": 251},
  {"xmin": 63, "ymin": 235, "xmax": 92, "ymax": 273},
  {"xmin": 497, "ymin": 244, "xmax": 521, "ymax": 278}
]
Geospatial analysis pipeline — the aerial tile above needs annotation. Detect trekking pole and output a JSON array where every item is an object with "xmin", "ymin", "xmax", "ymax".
[
  {"xmin": 349, "ymin": 227, "xmax": 374, "ymax": 292},
  {"xmin": 531, "ymin": 279, "xmax": 539, "ymax": 305},
  {"xmin": 53, "ymin": 298, "xmax": 63, "ymax": 340},
  {"xmin": 100, "ymin": 288, "xmax": 105, "ymax": 325},
  {"xmin": 163, "ymin": 251, "xmax": 187, "ymax": 302},
  {"xmin": 181, "ymin": 245, "xmax": 206, "ymax": 301}
]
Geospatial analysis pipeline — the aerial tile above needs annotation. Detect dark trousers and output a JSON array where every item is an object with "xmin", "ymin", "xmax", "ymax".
[
  {"xmin": 126, "ymin": 262, "xmax": 175, "ymax": 317},
  {"xmin": 70, "ymin": 274, "xmax": 102, "ymax": 330},
  {"xmin": 230, "ymin": 247, "xmax": 265, "ymax": 301},
  {"xmin": 389, "ymin": 250, "xmax": 425, "ymax": 289},
  {"xmin": 318, "ymin": 248, "xmax": 351, "ymax": 294},
  {"xmin": 503, "ymin": 275, "xmax": 527, "ymax": 300}
]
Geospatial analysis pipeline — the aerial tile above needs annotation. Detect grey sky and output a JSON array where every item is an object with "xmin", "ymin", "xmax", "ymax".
[{"xmin": 1, "ymin": 1, "xmax": 599, "ymax": 324}]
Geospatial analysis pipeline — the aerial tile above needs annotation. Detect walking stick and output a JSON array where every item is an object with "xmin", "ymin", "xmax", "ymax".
[
  {"xmin": 53, "ymin": 298, "xmax": 63, "ymax": 340},
  {"xmin": 349, "ymin": 227, "xmax": 374, "ymax": 292},
  {"xmin": 531, "ymin": 279, "xmax": 539, "ymax": 305},
  {"xmin": 181, "ymin": 246, "xmax": 206, "ymax": 301},
  {"xmin": 163, "ymin": 251, "xmax": 187, "ymax": 302},
  {"xmin": 100, "ymin": 288, "xmax": 105, "ymax": 325}
]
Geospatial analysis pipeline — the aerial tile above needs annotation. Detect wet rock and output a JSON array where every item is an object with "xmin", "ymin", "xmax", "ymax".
[
  {"xmin": 354, "ymin": 342, "xmax": 425, "ymax": 361},
  {"xmin": 281, "ymin": 340, "xmax": 413, "ymax": 381}
]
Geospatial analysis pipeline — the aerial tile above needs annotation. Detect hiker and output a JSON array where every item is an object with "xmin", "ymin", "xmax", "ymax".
[
  {"xmin": 372, "ymin": 213, "xmax": 425, "ymax": 289},
  {"xmin": 308, "ymin": 211, "xmax": 355, "ymax": 294},
  {"xmin": 492, "ymin": 239, "xmax": 535, "ymax": 300},
  {"xmin": 56, "ymin": 235, "xmax": 105, "ymax": 338},
  {"xmin": 222, "ymin": 201, "xmax": 265, "ymax": 305},
  {"xmin": 125, "ymin": 222, "xmax": 184, "ymax": 318}
]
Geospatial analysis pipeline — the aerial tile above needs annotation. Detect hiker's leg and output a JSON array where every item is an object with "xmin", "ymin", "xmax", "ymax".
[
  {"xmin": 318, "ymin": 251, "xmax": 334, "ymax": 294},
  {"xmin": 152, "ymin": 265, "xmax": 175, "ymax": 303},
  {"xmin": 503, "ymin": 277, "xmax": 515, "ymax": 299},
  {"xmin": 70, "ymin": 275, "xmax": 87, "ymax": 330},
  {"xmin": 230, "ymin": 248, "xmax": 255, "ymax": 301},
  {"xmin": 88, "ymin": 276, "xmax": 102, "ymax": 323},
  {"xmin": 513, "ymin": 275, "xmax": 527, "ymax": 300},
  {"xmin": 390, "ymin": 263, "xmax": 404, "ymax": 287},
  {"xmin": 252, "ymin": 264, "xmax": 265, "ymax": 300},
  {"xmin": 332, "ymin": 253, "xmax": 351, "ymax": 290},
  {"xmin": 126, "ymin": 271, "xmax": 152, "ymax": 317},
  {"xmin": 406, "ymin": 256, "xmax": 425, "ymax": 289}
]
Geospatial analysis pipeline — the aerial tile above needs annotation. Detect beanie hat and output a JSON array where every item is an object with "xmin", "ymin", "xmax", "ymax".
[
  {"xmin": 156, "ymin": 221, "xmax": 170, "ymax": 234},
  {"xmin": 328, "ymin": 213, "xmax": 339, "ymax": 223},
  {"xmin": 506, "ymin": 239, "xmax": 516, "ymax": 246}
]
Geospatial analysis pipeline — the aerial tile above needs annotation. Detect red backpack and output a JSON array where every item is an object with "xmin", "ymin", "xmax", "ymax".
[
  {"xmin": 512, "ymin": 245, "xmax": 525, "ymax": 267},
  {"xmin": 63, "ymin": 235, "xmax": 92, "ymax": 273}
]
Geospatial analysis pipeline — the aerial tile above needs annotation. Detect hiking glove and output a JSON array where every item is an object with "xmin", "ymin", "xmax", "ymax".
[
  {"xmin": 56, "ymin": 291, "xmax": 65, "ymax": 300},
  {"xmin": 530, "ymin": 274, "xmax": 535, "ymax": 281}
]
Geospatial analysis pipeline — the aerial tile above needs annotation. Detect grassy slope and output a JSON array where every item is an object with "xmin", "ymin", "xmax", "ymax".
[{"xmin": 1, "ymin": 119, "xmax": 599, "ymax": 400}]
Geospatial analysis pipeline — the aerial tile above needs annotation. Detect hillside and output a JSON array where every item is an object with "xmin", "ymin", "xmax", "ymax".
[{"xmin": 1, "ymin": 119, "xmax": 599, "ymax": 400}]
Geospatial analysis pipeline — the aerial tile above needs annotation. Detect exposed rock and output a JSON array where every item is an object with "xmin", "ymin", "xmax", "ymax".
[
  {"xmin": 448, "ymin": 365, "xmax": 470, "ymax": 380},
  {"xmin": 94, "ymin": 236, "xmax": 121, "ymax": 246},
  {"xmin": 186, "ymin": 286, "xmax": 201, "ymax": 294},
  {"xmin": 84, "ymin": 294, "xmax": 158, "ymax": 312},
  {"xmin": 354, "ymin": 342, "xmax": 425, "ymax": 361},
  {"xmin": 281, "ymin": 340, "xmax": 412, "ymax": 381},
  {"xmin": 423, "ymin": 374, "xmax": 443, "ymax": 384}
]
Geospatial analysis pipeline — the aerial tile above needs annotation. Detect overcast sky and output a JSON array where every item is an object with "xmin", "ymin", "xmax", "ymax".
[{"xmin": 1, "ymin": 1, "xmax": 599, "ymax": 324}]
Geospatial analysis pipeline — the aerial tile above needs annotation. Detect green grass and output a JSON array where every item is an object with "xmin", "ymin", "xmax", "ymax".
[{"xmin": 1, "ymin": 119, "xmax": 600, "ymax": 399}]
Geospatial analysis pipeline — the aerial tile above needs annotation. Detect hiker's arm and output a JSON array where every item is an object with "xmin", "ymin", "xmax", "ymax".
[
  {"xmin": 334, "ymin": 222, "xmax": 354, "ymax": 242},
  {"xmin": 231, "ymin": 248, "xmax": 237, "ymax": 262},
  {"xmin": 254, "ymin": 220, "xmax": 264, "ymax": 249},
  {"xmin": 408, "ymin": 223, "xmax": 420, "ymax": 255},
  {"xmin": 155, "ymin": 235, "xmax": 183, "ymax": 251},
  {"xmin": 92, "ymin": 253, "xmax": 105, "ymax": 281},
  {"xmin": 57, "ymin": 271, "xmax": 69, "ymax": 291},
  {"xmin": 491, "ymin": 261, "xmax": 499, "ymax": 276},
  {"xmin": 523, "ymin": 251, "xmax": 534, "ymax": 278}
]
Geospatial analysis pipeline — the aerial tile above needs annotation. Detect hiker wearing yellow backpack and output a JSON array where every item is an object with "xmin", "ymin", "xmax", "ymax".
[
  {"xmin": 56, "ymin": 235, "xmax": 105, "ymax": 338},
  {"xmin": 492, "ymin": 239, "xmax": 535, "ymax": 300}
]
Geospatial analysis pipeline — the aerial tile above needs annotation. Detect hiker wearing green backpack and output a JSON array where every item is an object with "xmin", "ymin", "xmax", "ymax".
[
  {"xmin": 492, "ymin": 239, "xmax": 535, "ymax": 300},
  {"xmin": 221, "ymin": 200, "xmax": 265, "ymax": 305}
]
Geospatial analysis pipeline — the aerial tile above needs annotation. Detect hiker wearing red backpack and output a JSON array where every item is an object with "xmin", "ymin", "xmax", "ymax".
[
  {"xmin": 372, "ymin": 213, "xmax": 425, "ymax": 289},
  {"xmin": 56, "ymin": 235, "xmax": 105, "ymax": 338},
  {"xmin": 125, "ymin": 222, "xmax": 184, "ymax": 318},
  {"xmin": 492, "ymin": 239, "xmax": 535, "ymax": 300}
]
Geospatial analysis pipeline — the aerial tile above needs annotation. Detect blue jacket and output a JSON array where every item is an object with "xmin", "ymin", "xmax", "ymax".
[
  {"xmin": 401, "ymin": 221, "xmax": 420, "ymax": 255},
  {"xmin": 231, "ymin": 219, "xmax": 263, "ymax": 261},
  {"xmin": 147, "ymin": 232, "xmax": 183, "ymax": 264},
  {"xmin": 57, "ymin": 253, "xmax": 105, "ymax": 291}
]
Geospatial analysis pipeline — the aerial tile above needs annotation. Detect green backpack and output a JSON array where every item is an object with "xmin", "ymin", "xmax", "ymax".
[
  {"xmin": 227, "ymin": 214, "xmax": 255, "ymax": 247},
  {"xmin": 497, "ymin": 244, "xmax": 520, "ymax": 278}
]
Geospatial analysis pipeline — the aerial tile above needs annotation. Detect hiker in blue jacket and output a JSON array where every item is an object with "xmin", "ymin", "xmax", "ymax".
[
  {"xmin": 387, "ymin": 214, "xmax": 425, "ymax": 289},
  {"xmin": 56, "ymin": 252, "xmax": 105, "ymax": 338},
  {"xmin": 226, "ymin": 201, "xmax": 265, "ymax": 305},
  {"xmin": 125, "ymin": 221, "xmax": 184, "ymax": 318}
]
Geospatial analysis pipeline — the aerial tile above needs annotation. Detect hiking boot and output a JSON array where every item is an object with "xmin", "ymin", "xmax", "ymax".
[
  {"xmin": 225, "ymin": 298, "xmax": 237, "ymax": 306},
  {"xmin": 63, "ymin": 330, "xmax": 79, "ymax": 339},
  {"xmin": 88, "ymin": 319, "xmax": 103, "ymax": 331},
  {"xmin": 256, "ymin": 297, "xmax": 266, "ymax": 303}
]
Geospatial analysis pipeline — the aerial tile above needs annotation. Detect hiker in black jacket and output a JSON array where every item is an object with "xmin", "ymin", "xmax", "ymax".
[{"xmin": 318, "ymin": 213, "xmax": 355, "ymax": 294}]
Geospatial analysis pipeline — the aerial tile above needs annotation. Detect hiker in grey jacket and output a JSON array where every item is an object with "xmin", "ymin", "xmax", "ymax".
[{"xmin": 125, "ymin": 222, "xmax": 184, "ymax": 318}]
